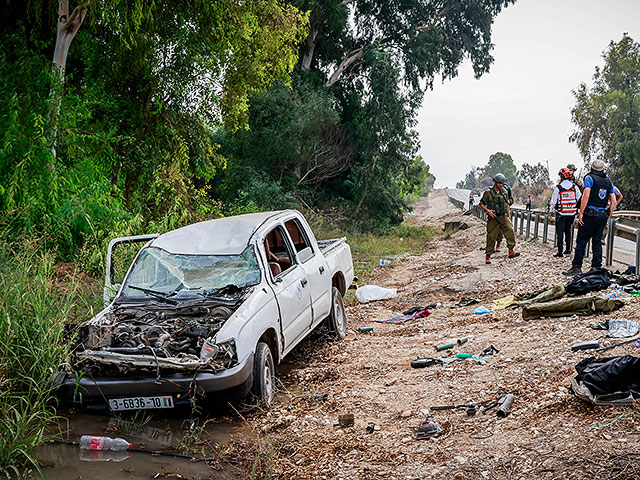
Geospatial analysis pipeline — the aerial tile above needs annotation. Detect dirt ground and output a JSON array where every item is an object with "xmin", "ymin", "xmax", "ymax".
[{"xmin": 231, "ymin": 189, "xmax": 640, "ymax": 480}]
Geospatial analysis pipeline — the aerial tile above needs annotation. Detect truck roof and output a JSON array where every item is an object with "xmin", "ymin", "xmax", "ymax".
[{"xmin": 149, "ymin": 210, "xmax": 299, "ymax": 255}]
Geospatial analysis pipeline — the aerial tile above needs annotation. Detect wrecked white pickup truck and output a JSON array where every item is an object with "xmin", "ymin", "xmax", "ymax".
[{"xmin": 56, "ymin": 210, "xmax": 354, "ymax": 411}]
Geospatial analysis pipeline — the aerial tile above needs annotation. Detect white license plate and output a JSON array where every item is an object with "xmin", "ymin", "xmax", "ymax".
[{"xmin": 109, "ymin": 395, "xmax": 174, "ymax": 411}]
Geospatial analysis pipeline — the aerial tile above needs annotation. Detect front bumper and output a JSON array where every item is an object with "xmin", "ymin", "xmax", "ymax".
[{"xmin": 55, "ymin": 354, "xmax": 254, "ymax": 409}]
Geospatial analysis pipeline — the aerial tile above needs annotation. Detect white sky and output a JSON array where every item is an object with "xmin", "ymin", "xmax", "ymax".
[{"xmin": 418, "ymin": 0, "xmax": 640, "ymax": 188}]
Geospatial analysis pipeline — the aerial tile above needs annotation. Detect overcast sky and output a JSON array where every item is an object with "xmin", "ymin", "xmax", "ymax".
[{"xmin": 417, "ymin": 0, "xmax": 640, "ymax": 188}]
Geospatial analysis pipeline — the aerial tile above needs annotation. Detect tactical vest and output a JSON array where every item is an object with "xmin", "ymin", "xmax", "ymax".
[
  {"xmin": 557, "ymin": 183, "xmax": 578, "ymax": 214},
  {"xmin": 483, "ymin": 186, "xmax": 509, "ymax": 216},
  {"xmin": 586, "ymin": 171, "xmax": 612, "ymax": 209}
]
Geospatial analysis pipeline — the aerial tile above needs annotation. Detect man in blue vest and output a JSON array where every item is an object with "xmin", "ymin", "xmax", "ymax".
[{"xmin": 563, "ymin": 160, "xmax": 617, "ymax": 276}]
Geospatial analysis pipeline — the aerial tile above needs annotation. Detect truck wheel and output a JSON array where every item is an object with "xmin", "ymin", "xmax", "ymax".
[
  {"xmin": 250, "ymin": 342, "xmax": 276, "ymax": 408},
  {"xmin": 327, "ymin": 287, "xmax": 347, "ymax": 340}
]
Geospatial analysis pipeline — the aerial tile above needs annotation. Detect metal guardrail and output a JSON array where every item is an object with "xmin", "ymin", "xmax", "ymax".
[{"xmin": 470, "ymin": 205, "xmax": 640, "ymax": 271}]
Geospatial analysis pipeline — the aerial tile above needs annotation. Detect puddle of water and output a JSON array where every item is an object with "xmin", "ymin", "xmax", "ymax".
[{"xmin": 30, "ymin": 411, "xmax": 249, "ymax": 480}]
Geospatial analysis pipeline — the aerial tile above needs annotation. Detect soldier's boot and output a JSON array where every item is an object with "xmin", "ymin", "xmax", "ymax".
[
  {"xmin": 485, "ymin": 255, "xmax": 491, "ymax": 265},
  {"xmin": 495, "ymin": 242, "xmax": 501, "ymax": 252},
  {"xmin": 508, "ymin": 248, "xmax": 520, "ymax": 259},
  {"xmin": 563, "ymin": 266, "xmax": 582, "ymax": 276}
]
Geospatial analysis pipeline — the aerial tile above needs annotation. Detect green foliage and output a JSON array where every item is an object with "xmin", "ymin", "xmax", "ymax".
[
  {"xmin": 570, "ymin": 34, "xmax": 640, "ymax": 208},
  {"xmin": 456, "ymin": 152, "xmax": 518, "ymax": 191},
  {"xmin": 0, "ymin": 239, "xmax": 80, "ymax": 476}
]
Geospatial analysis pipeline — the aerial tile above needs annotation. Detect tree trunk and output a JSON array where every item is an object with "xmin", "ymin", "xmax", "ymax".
[
  {"xmin": 301, "ymin": 27, "xmax": 318, "ymax": 71},
  {"xmin": 47, "ymin": 0, "xmax": 87, "ymax": 161},
  {"xmin": 325, "ymin": 48, "xmax": 364, "ymax": 87}
]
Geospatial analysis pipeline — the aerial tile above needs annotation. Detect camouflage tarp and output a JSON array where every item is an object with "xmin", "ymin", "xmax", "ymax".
[{"xmin": 522, "ymin": 296, "xmax": 624, "ymax": 320}]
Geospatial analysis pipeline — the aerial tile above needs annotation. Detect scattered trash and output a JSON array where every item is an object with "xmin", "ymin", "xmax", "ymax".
[
  {"xmin": 473, "ymin": 306, "xmax": 491, "ymax": 314},
  {"xmin": 355, "ymin": 285, "xmax": 397, "ymax": 303},
  {"xmin": 431, "ymin": 395, "xmax": 506, "ymax": 416},
  {"xmin": 456, "ymin": 296, "xmax": 480, "ymax": 307},
  {"xmin": 80, "ymin": 435, "xmax": 132, "ymax": 451},
  {"xmin": 606, "ymin": 319, "xmax": 639, "ymax": 338},
  {"xmin": 365, "ymin": 423, "xmax": 376, "ymax": 434},
  {"xmin": 455, "ymin": 353, "xmax": 473, "ymax": 359},
  {"xmin": 607, "ymin": 291, "xmax": 622, "ymax": 299},
  {"xmin": 564, "ymin": 269, "xmax": 611, "ymax": 295},
  {"xmin": 634, "ymin": 340, "xmax": 640, "ymax": 347},
  {"xmin": 493, "ymin": 295, "xmax": 516, "ymax": 311},
  {"xmin": 337, "ymin": 414, "xmax": 354, "ymax": 427},
  {"xmin": 411, "ymin": 357, "xmax": 445, "ymax": 368},
  {"xmin": 403, "ymin": 304, "xmax": 437, "ymax": 315},
  {"xmin": 313, "ymin": 393, "xmax": 328, "ymax": 401},
  {"xmin": 596, "ymin": 336, "xmax": 640, "ymax": 353},
  {"xmin": 358, "ymin": 326, "xmax": 374, "ymax": 332},
  {"xmin": 496, "ymin": 394, "xmax": 515, "ymax": 417},
  {"xmin": 434, "ymin": 336, "xmax": 471, "ymax": 351},
  {"xmin": 522, "ymin": 296, "xmax": 623, "ymax": 320},
  {"xmin": 372, "ymin": 307, "xmax": 431, "ymax": 324},
  {"xmin": 379, "ymin": 259, "xmax": 392, "ymax": 266},
  {"xmin": 515, "ymin": 283, "xmax": 565, "ymax": 306},
  {"xmin": 571, "ymin": 355, "xmax": 640, "ymax": 405},
  {"xmin": 416, "ymin": 419, "xmax": 442, "ymax": 439},
  {"xmin": 571, "ymin": 340, "xmax": 600, "ymax": 351},
  {"xmin": 480, "ymin": 345, "xmax": 500, "ymax": 356}
]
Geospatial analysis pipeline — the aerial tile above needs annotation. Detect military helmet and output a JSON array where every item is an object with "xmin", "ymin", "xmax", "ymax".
[
  {"xmin": 566, "ymin": 163, "xmax": 577, "ymax": 171},
  {"xmin": 493, "ymin": 173, "xmax": 507, "ymax": 183}
]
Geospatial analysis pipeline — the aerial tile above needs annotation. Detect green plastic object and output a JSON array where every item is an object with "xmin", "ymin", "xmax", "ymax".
[
  {"xmin": 457, "ymin": 337, "xmax": 469, "ymax": 345},
  {"xmin": 455, "ymin": 353, "xmax": 473, "ymax": 359},
  {"xmin": 435, "ymin": 342, "xmax": 455, "ymax": 351},
  {"xmin": 358, "ymin": 326, "xmax": 373, "ymax": 332},
  {"xmin": 631, "ymin": 290, "xmax": 640, "ymax": 296}
]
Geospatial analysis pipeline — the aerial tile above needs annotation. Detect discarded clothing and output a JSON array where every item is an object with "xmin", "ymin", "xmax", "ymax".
[
  {"xmin": 522, "ymin": 296, "xmax": 624, "ymax": 320},
  {"xmin": 372, "ymin": 308, "xmax": 431, "ymax": 324},
  {"xmin": 606, "ymin": 319, "xmax": 640, "ymax": 338},
  {"xmin": 473, "ymin": 306, "xmax": 491, "ymax": 314},
  {"xmin": 410, "ymin": 358, "xmax": 444, "ymax": 368},
  {"xmin": 480, "ymin": 345, "xmax": 500, "ymax": 356},
  {"xmin": 564, "ymin": 268, "xmax": 610, "ymax": 295},
  {"xmin": 515, "ymin": 283, "xmax": 565, "ymax": 306},
  {"xmin": 611, "ymin": 272, "xmax": 640, "ymax": 286},
  {"xmin": 403, "ymin": 304, "xmax": 436, "ymax": 316},
  {"xmin": 492, "ymin": 295, "xmax": 515, "ymax": 311},
  {"xmin": 355, "ymin": 285, "xmax": 397, "ymax": 303},
  {"xmin": 456, "ymin": 296, "xmax": 480, "ymax": 307},
  {"xmin": 571, "ymin": 355, "xmax": 640, "ymax": 406}
]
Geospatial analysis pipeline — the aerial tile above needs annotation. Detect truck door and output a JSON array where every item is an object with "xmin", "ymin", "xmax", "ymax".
[
  {"xmin": 262, "ymin": 226, "xmax": 313, "ymax": 349},
  {"xmin": 283, "ymin": 218, "xmax": 331, "ymax": 323}
]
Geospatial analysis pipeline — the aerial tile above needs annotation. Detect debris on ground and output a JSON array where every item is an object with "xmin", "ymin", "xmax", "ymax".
[{"xmin": 355, "ymin": 284, "xmax": 397, "ymax": 303}]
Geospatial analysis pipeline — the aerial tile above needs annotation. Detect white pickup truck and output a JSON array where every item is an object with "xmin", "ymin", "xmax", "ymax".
[{"xmin": 56, "ymin": 210, "xmax": 354, "ymax": 411}]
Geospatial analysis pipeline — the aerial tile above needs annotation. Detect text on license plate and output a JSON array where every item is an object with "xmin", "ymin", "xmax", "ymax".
[{"xmin": 109, "ymin": 395, "xmax": 174, "ymax": 411}]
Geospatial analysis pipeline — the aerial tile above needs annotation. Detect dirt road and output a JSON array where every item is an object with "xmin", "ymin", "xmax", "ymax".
[{"xmin": 234, "ymin": 190, "xmax": 640, "ymax": 480}]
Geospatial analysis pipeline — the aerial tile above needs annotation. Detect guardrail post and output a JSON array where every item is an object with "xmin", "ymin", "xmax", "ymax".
[
  {"xmin": 636, "ymin": 229, "xmax": 640, "ymax": 274},
  {"xmin": 605, "ymin": 218, "xmax": 616, "ymax": 266},
  {"xmin": 519, "ymin": 211, "xmax": 524, "ymax": 236},
  {"xmin": 543, "ymin": 214, "xmax": 549, "ymax": 243},
  {"xmin": 525, "ymin": 211, "xmax": 531, "ymax": 239},
  {"xmin": 512, "ymin": 209, "xmax": 517, "ymax": 232},
  {"xmin": 533, "ymin": 213, "xmax": 540, "ymax": 239}
]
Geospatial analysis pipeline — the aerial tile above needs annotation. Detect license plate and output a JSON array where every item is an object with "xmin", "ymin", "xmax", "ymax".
[{"xmin": 109, "ymin": 395, "xmax": 174, "ymax": 411}]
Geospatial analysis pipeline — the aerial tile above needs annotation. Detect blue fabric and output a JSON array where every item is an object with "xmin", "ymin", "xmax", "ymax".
[{"xmin": 584, "ymin": 175, "xmax": 614, "ymax": 193}]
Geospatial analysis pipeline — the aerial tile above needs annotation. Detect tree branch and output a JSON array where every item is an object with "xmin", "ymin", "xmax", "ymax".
[{"xmin": 325, "ymin": 48, "xmax": 364, "ymax": 87}]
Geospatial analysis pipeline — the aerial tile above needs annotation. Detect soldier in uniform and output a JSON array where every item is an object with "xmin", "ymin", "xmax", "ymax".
[
  {"xmin": 563, "ymin": 160, "xmax": 616, "ymax": 276},
  {"xmin": 479, "ymin": 173, "xmax": 520, "ymax": 264}
]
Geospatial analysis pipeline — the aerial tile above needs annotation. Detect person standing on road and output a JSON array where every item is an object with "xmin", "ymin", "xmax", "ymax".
[
  {"xmin": 469, "ymin": 191, "xmax": 475, "ymax": 208},
  {"xmin": 550, "ymin": 168, "xmax": 581, "ymax": 258},
  {"xmin": 600, "ymin": 183, "xmax": 623, "ymax": 245},
  {"xmin": 566, "ymin": 164, "xmax": 583, "ymax": 189},
  {"xmin": 563, "ymin": 160, "xmax": 616, "ymax": 276},
  {"xmin": 480, "ymin": 173, "xmax": 520, "ymax": 265},
  {"xmin": 494, "ymin": 182, "xmax": 514, "ymax": 252},
  {"xmin": 525, "ymin": 195, "xmax": 532, "ymax": 211}
]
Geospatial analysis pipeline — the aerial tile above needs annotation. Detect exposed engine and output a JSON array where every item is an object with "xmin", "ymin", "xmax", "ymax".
[{"xmin": 74, "ymin": 298, "xmax": 244, "ymax": 377}]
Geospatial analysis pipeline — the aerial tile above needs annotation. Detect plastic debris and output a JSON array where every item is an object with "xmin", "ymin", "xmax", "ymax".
[
  {"xmin": 417, "ymin": 419, "xmax": 442, "ymax": 439},
  {"xmin": 355, "ymin": 285, "xmax": 397, "ymax": 303},
  {"xmin": 473, "ymin": 306, "xmax": 491, "ymax": 314}
]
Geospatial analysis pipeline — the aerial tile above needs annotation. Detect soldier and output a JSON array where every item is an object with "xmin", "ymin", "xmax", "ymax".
[
  {"xmin": 563, "ymin": 160, "xmax": 616, "ymax": 276},
  {"xmin": 480, "ymin": 173, "xmax": 520, "ymax": 264},
  {"xmin": 550, "ymin": 168, "xmax": 581, "ymax": 257},
  {"xmin": 494, "ymin": 181, "xmax": 514, "ymax": 251}
]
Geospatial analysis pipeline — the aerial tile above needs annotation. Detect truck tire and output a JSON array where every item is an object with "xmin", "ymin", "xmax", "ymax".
[
  {"xmin": 327, "ymin": 287, "xmax": 347, "ymax": 340},
  {"xmin": 250, "ymin": 342, "xmax": 276, "ymax": 408}
]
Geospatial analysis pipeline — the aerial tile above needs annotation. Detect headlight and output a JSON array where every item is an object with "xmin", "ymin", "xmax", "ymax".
[{"xmin": 200, "ymin": 338, "xmax": 237, "ymax": 368}]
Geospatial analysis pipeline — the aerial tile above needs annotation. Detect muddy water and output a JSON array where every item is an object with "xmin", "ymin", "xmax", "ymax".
[{"xmin": 31, "ymin": 411, "xmax": 248, "ymax": 480}]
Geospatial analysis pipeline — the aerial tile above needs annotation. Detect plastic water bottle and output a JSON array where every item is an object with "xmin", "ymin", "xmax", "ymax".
[
  {"xmin": 379, "ymin": 259, "xmax": 392, "ymax": 266},
  {"xmin": 80, "ymin": 435, "xmax": 132, "ymax": 451},
  {"xmin": 607, "ymin": 292, "xmax": 621, "ymax": 299}
]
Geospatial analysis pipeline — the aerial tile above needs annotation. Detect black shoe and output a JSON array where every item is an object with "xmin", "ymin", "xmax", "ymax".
[
  {"xmin": 553, "ymin": 253, "xmax": 563, "ymax": 258},
  {"xmin": 563, "ymin": 250, "xmax": 571, "ymax": 255},
  {"xmin": 562, "ymin": 267, "xmax": 582, "ymax": 276}
]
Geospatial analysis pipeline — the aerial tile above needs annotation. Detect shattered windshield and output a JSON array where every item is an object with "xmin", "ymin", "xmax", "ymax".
[{"xmin": 119, "ymin": 246, "xmax": 261, "ymax": 300}]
